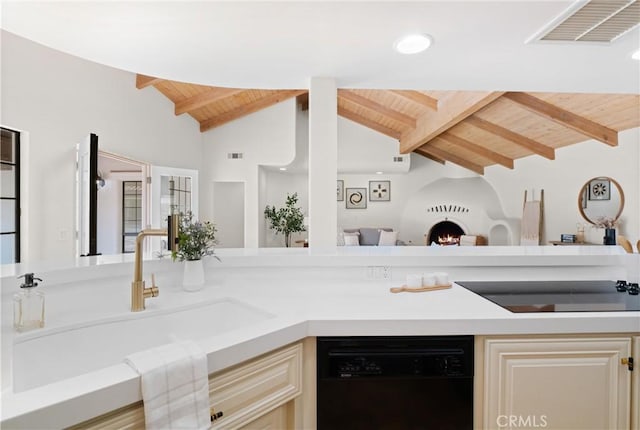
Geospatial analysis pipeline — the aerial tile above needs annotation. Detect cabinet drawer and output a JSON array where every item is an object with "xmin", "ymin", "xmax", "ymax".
[
  {"xmin": 210, "ymin": 342, "xmax": 302, "ymax": 429},
  {"xmin": 68, "ymin": 342, "xmax": 302, "ymax": 430}
]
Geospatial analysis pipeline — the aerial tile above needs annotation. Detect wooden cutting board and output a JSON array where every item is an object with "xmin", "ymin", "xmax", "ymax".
[{"xmin": 389, "ymin": 284, "xmax": 452, "ymax": 293}]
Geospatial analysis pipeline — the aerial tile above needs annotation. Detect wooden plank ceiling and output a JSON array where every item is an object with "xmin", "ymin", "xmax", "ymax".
[{"xmin": 137, "ymin": 74, "xmax": 640, "ymax": 175}]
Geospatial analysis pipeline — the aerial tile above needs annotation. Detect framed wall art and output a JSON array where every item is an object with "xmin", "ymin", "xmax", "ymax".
[
  {"xmin": 369, "ymin": 180, "xmax": 390, "ymax": 202},
  {"xmin": 588, "ymin": 178, "xmax": 610, "ymax": 201},
  {"xmin": 337, "ymin": 180, "xmax": 344, "ymax": 201},
  {"xmin": 346, "ymin": 188, "xmax": 367, "ymax": 209}
]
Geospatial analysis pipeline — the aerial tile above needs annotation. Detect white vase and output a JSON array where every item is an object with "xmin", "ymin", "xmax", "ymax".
[{"xmin": 183, "ymin": 259, "xmax": 205, "ymax": 292}]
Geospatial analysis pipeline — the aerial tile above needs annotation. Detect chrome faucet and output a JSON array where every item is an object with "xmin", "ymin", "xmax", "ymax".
[{"xmin": 131, "ymin": 215, "xmax": 179, "ymax": 312}]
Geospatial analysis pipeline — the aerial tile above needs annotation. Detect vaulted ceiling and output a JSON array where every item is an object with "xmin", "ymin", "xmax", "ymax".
[{"xmin": 137, "ymin": 74, "xmax": 640, "ymax": 175}]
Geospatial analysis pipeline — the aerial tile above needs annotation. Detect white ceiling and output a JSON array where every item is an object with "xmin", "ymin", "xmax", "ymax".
[{"xmin": 1, "ymin": 1, "xmax": 639, "ymax": 93}]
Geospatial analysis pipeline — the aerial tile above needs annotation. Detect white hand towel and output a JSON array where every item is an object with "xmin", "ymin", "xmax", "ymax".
[{"xmin": 125, "ymin": 341, "xmax": 210, "ymax": 430}]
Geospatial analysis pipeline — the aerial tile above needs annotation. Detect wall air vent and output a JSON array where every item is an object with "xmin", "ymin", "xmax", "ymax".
[
  {"xmin": 530, "ymin": 0, "xmax": 640, "ymax": 43},
  {"xmin": 227, "ymin": 152, "xmax": 243, "ymax": 159},
  {"xmin": 393, "ymin": 156, "xmax": 404, "ymax": 162}
]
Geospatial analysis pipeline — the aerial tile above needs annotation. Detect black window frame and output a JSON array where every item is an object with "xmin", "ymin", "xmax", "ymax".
[
  {"xmin": 1, "ymin": 127, "xmax": 20, "ymax": 263},
  {"xmin": 122, "ymin": 180, "xmax": 142, "ymax": 253}
]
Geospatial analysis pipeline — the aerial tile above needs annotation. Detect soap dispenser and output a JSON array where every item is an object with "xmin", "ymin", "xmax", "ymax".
[{"xmin": 13, "ymin": 273, "xmax": 45, "ymax": 332}]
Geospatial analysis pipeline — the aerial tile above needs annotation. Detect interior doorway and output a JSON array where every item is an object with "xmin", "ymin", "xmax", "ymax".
[
  {"xmin": 213, "ymin": 182, "xmax": 245, "ymax": 248},
  {"xmin": 96, "ymin": 151, "xmax": 146, "ymax": 255}
]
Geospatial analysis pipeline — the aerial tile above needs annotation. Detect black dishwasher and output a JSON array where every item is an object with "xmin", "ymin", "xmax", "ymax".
[{"xmin": 317, "ymin": 336, "xmax": 473, "ymax": 430}]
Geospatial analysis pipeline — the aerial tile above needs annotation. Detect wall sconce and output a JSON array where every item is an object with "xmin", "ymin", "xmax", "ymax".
[{"xmin": 96, "ymin": 172, "xmax": 106, "ymax": 189}]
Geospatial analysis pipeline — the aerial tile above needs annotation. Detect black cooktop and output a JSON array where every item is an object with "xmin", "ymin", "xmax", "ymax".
[{"xmin": 456, "ymin": 280, "xmax": 640, "ymax": 313}]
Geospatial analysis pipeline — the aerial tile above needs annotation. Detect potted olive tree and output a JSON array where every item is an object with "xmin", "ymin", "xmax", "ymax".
[{"xmin": 264, "ymin": 193, "xmax": 306, "ymax": 247}]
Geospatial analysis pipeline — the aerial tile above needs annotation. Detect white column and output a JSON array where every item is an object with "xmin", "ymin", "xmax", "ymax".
[
  {"xmin": 308, "ymin": 77, "xmax": 337, "ymax": 249},
  {"xmin": 244, "ymin": 169, "xmax": 260, "ymax": 248}
]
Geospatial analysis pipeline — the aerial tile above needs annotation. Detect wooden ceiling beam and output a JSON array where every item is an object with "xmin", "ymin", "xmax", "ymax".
[
  {"xmin": 439, "ymin": 132, "xmax": 514, "ymax": 169},
  {"xmin": 413, "ymin": 149, "xmax": 445, "ymax": 164},
  {"xmin": 175, "ymin": 87, "xmax": 246, "ymax": 115},
  {"xmin": 415, "ymin": 145, "xmax": 485, "ymax": 175},
  {"xmin": 465, "ymin": 115, "xmax": 555, "ymax": 160},
  {"xmin": 200, "ymin": 90, "xmax": 306, "ymax": 132},
  {"xmin": 338, "ymin": 106, "xmax": 402, "ymax": 139},
  {"xmin": 389, "ymin": 90, "xmax": 439, "ymax": 110},
  {"xmin": 136, "ymin": 74, "xmax": 164, "ymax": 89},
  {"xmin": 297, "ymin": 93, "xmax": 309, "ymax": 111},
  {"xmin": 503, "ymin": 92, "xmax": 618, "ymax": 146},
  {"xmin": 399, "ymin": 91, "xmax": 505, "ymax": 154},
  {"xmin": 338, "ymin": 90, "xmax": 417, "ymax": 127}
]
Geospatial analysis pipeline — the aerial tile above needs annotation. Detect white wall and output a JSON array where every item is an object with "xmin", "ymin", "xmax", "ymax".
[
  {"xmin": 262, "ymin": 171, "xmax": 308, "ymax": 247},
  {"xmin": 258, "ymin": 105, "xmax": 310, "ymax": 247},
  {"xmin": 96, "ymin": 171, "xmax": 143, "ymax": 255},
  {"xmin": 96, "ymin": 177, "xmax": 120, "ymax": 256},
  {"xmin": 338, "ymin": 115, "xmax": 410, "ymax": 173},
  {"xmin": 212, "ymin": 182, "xmax": 245, "ymax": 248},
  {"xmin": 200, "ymin": 99, "xmax": 297, "ymax": 248},
  {"xmin": 1, "ymin": 31, "xmax": 203, "ymax": 262}
]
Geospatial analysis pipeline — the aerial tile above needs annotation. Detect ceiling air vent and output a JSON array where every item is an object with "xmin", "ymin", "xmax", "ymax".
[
  {"xmin": 530, "ymin": 0, "xmax": 640, "ymax": 43},
  {"xmin": 227, "ymin": 152, "xmax": 243, "ymax": 159},
  {"xmin": 393, "ymin": 156, "xmax": 404, "ymax": 162}
]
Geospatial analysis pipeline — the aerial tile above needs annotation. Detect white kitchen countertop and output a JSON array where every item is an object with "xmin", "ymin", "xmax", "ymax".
[{"xmin": 1, "ymin": 246, "xmax": 639, "ymax": 428}]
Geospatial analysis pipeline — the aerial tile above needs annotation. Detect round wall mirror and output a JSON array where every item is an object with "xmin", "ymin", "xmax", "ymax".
[{"xmin": 578, "ymin": 177, "xmax": 624, "ymax": 225}]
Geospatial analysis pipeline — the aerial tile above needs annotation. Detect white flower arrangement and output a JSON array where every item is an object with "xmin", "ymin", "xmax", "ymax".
[{"xmin": 593, "ymin": 216, "xmax": 617, "ymax": 229}]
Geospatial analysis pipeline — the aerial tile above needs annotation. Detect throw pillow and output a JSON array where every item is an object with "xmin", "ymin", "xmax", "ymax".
[
  {"xmin": 359, "ymin": 228, "xmax": 381, "ymax": 246},
  {"xmin": 378, "ymin": 230, "xmax": 398, "ymax": 246},
  {"xmin": 344, "ymin": 234, "xmax": 360, "ymax": 246}
]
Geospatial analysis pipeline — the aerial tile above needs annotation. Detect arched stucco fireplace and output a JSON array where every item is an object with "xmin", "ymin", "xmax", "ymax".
[
  {"xmin": 399, "ymin": 177, "xmax": 520, "ymax": 246},
  {"xmin": 427, "ymin": 220, "xmax": 465, "ymax": 245}
]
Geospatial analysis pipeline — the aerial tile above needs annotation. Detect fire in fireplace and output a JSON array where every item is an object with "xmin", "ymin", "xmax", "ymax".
[{"xmin": 427, "ymin": 221, "xmax": 465, "ymax": 246}]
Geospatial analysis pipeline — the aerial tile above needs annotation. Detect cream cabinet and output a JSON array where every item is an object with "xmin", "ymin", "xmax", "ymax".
[
  {"xmin": 238, "ymin": 403, "xmax": 289, "ymax": 430},
  {"xmin": 209, "ymin": 342, "xmax": 301, "ymax": 429},
  {"xmin": 69, "ymin": 342, "xmax": 303, "ymax": 430},
  {"xmin": 476, "ymin": 335, "xmax": 636, "ymax": 430},
  {"xmin": 633, "ymin": 336, "xmax": 639, "ymax": 430}
]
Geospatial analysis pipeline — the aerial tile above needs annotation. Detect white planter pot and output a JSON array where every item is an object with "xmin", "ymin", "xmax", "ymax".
[{"xmin": 183, "ymin": 259, "xmax": 205, "ymax": 292}]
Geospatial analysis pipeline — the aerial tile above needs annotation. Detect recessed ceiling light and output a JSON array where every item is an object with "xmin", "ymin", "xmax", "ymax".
[
  {"xmin": 394, "ymin": 34, "xmax": 433, "ymax": 55},
  {"xmin": 376, "ymin": 171, "xmax": 384, "ymax": 175},
  {"xmin": 279, "ymin": 167, "xmax": 287, "ymax": 171},
  {"xmin": 632, "ymin": 49, "xmax": 640, "ymax": 61}
]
